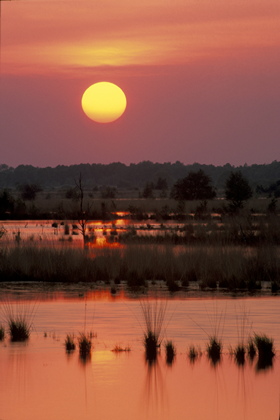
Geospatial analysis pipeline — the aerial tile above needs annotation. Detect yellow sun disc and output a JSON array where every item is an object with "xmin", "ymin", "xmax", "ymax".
[{"xmin": 81, "ymin": 82, "xmax": 127, "ymax": 123}]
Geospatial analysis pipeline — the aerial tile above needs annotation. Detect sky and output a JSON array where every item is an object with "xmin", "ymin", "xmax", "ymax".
[{"xmin": 0, "ymin": 0, "xmax": 279, "ymax": 168}]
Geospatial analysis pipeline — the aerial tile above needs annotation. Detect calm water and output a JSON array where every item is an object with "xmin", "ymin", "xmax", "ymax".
[{"xmin": 1, "ymin": 287, "xmax": 280, "ymax": 420}]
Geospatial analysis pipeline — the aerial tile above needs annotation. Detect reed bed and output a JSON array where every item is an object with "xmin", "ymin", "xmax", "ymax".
[{"xmin": 0, "ymin": 240, "xmax": 279, "ymax": 292}]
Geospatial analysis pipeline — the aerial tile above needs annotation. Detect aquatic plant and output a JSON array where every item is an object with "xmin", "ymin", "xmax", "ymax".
[
  {"xmin": 140, "ymin": 299, "xmax": 167, "ymax": 361},
  {"xmin": 65, "ymin": 334, "xmax": 76, "ymax": 352},
  {"xmin": 207, "ymin": 336, "xmax": 222, "ymax": 364},
  {"xmin": 165, "ymin": 340, "xmax": 176, "ymax": 365},
  {"xmin": 247, "ymin": 338, "xmax": 257, "ymax": 359},
  {"xmin": 78, "ymin": 333, "xmax": 92, "ymax": 358},
  {"xmin": 111, "ymin": 344, "xmax": 131, "ymax": 353},
  {"xmin": 254, "ymin": 333, "xmax": 275, "ymax": 369},
  {"xmin": 188, "ymin": 345, "xmax": 199, "ymax": 362},
  {"xmin": 234, "ymin": 344, "xmax": 246, "ymax": 366},
  {"xmin": 2, "ymin": 301, "xmax": 36, "ymax": 342}
]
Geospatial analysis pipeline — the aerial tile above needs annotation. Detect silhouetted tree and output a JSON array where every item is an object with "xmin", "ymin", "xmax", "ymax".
[
  {"xmin": 225, "ymin": 171, "xmax": 252, "ymax": 210},
  {"xmin": 100, "ymin": 186, "xmax": 116, "ymax": 199},
  {"xmin": 142, "ymin": 182, "xmax": 154, "ymax": 198},
  {"xmin": 0, "ymin": 190, "xmax": 14, "ymax": 216},
  {"xmin": 19, "ymin": 184, "xmax": 42, "ymax": 201},
  {"xmin": 155, "ymin": 177, "xmax": 168, "ymax": 190},
  {"xmin": 170, "ymin": 170, "xmax": 216, "ymax": 201}
]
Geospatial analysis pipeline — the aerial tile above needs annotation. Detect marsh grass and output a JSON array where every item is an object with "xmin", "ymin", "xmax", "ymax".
[
  {"xmin": 65, "ymin": 334, "xmax": 76, "ymax": 352},
  {"xmin": 207, "ymin": 336, "xmax": 222, "ymax": 364},
  {"xmin": 0, "ymin": 231, "xmax": 279, "ymax": 291},
  {"xmin": 1, "ymin": 300, "xmax": 36, "ymax": 341},
  {"xmin": 111, "ymin": 344, "xmax": 131, "ymax": 352},
  {"xmin": 233, "ymin": 344, "xmax": 246, "ymax": 366},
  {"xmin": 188, "ymin": 345, "xmax": 201, "ymax": 362},
  {"xmin": 234, "ymin": 304, "xmax": 252, "ymax": 365},
  {"xmin": 78, "ymin": 333, "xmax": 92, "ymax": 359},
  {"xmin": 247, "ymin": 337, "xmax": 257, "ymax": 360},
  {"xmin": 254, "ymin": 333, "xmax": 275, "ymax": 369},
  {"xmin": 165, "ymin": 340, "xmax": 176, "ymax": 365},
  {"xmin": 140, "ymin": 299, "xmax": 167, "ymax": 361}
]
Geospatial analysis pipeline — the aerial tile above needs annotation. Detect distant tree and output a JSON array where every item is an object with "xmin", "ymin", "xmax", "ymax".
[
  {"xmin": 225, "ymin": 171, "xmax": 253, "ymax": 210},
  {"xmin": 155, "ymin": 177, "xmax": 168, "ymax": 190},
  {"xmin": 75, "ymin": 173, "xmax": 94, "ymax": 246},
  {"xmin": 0, "ymin": 190, "xmax": 14, "ymax": 216},
  {"xmin": 19, "ymin": 184, "xmax": 42, "ymax": 201},
  {"xmin": 142, "ymin": 182, "xmax": 154, "ymax": 199},
  {"xmin": 170, "ymin": 170, "xmax": 216, "ymax": 201},
  {"xmin": 100, "ymin": 186, "xmax": 117, "ymax": 199},
  {"xmin": 256, "ymin": 180, "xmax": 280, "ymax": 198},
  {"xmin": 65, "ymin": 187, "xmax": 79, "ymax": 201}
]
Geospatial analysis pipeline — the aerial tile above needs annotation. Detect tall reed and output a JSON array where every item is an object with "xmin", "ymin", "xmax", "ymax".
[
  {"xmin": 140, "ymin": 299, "xmax": 167, "ymax": 360},
  {"xmin": 1, "ymin": 300, "xmax": 36, "ymax": 341}
]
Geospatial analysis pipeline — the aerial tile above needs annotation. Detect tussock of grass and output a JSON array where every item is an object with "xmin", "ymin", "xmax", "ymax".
[
  {"xmin": 78, "ymin": 333, "xmax": 92, "ymax": 358},
  {"xmin": 1, "ymin": 300, "xmax": 36, "ymax": 342},
  {"xmin": 188, "ymin": 345, "xmax": 201, "ymax": 362},
  {"xmin": 247, "ymin": 338, "xmax": 257, "ymax": 359},
  {"xmin": 165, "ymin": 340, "xmax": 176, "ymax": 365},
  {"xmin": 234, "ymin": 344, "xmax": 246, "ymax": 365},
  {"xmin": 254, "ymin": 333, "xmax": 275, "ymax": 369},
  {"xmin": 65, "ymin": 334, "xmax": 76, "ymax": 352},
  {"xmin": 140, "ymin": 299, "xmax": 167, "ymax": 361},
  {"xmin": 207, "ymin": 336, "xmax": 222, "ymax": 364}
]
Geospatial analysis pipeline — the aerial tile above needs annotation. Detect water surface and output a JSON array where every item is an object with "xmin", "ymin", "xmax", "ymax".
[{"xmin": 1, "ymin": 288, "xmax": 280, "ymax": 420}]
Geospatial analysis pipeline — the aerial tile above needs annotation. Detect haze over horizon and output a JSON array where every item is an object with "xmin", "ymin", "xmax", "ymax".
[{"xmin": 0, "ymin": 0, "xmax": 279, "ymax": 168}]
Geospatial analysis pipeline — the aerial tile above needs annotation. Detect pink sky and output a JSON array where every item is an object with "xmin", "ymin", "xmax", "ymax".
[{"xmin": 0, "ymin": 0, "xmax": 279, "ymax": 167}]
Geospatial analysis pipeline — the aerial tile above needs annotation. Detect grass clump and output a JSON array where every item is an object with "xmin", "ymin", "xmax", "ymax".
[
  {"xmin": 78, "ymin": 333, "xmax": 92, "ymax": 359},
  {"xmin": 165, "ymin": 340, "xmax": 176, "ymax": 365},
  {"xmin": 207, "ymin": 336, "xmax": 222, "ymax": 364},
  {"xmin": 247, "ymin": 338, "xmax": 257, "ymax": 360},
  {"xmin": 9, "ymin": 319, "xmax": 30, "ymax": 341},
  {"xmin": 140, "ymin": 299, "xmax": 167, "ymax": 361},
  {"xmin": 2, "ymin": 301, "xmax": 36, "ymax": 342},
  {"xmin": 233, "ymin": 344, "xmax": 246, "ymax": 366},
  {"xmin": 254, "ymin": 333, "xmax": 275, "ymax": 369},
  {"xmin": 65, "ymin": 334, "xmax": 76, "ymax": 352},
  {"xmin": 188, "ymin": 345, "xmax": 201, "ymax": 362},
  {"xmin": 111, "ymin": 344, "xmax": 131, "ymax": 353}
]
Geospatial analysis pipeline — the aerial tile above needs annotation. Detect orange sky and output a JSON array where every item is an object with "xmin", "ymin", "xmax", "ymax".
[{"xmin": 0, "ymin": 0, "xmax": 279, "ymax": 166}]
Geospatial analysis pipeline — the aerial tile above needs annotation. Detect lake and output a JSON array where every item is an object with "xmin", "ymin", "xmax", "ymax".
[{"xmin": 1, "ymin": 286, "xmax": 280, "ymax": 420}]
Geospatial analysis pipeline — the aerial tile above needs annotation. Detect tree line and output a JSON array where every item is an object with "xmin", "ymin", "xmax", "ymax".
[{"xmin": 0, "ymin": 161, "xmax": 279, "ymax": 191}]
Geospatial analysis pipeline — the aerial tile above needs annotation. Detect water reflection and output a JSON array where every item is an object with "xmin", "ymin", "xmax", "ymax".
[
  {"xmin": 1, "ymin": 293, "xmax": 280, "ymax": 419},
  {"xmin": 143, "ymin": 355, "xmax": 168, "ymax": 419}
]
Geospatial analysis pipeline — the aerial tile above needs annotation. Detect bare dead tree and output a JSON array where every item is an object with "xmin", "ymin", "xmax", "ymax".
[{"xmin": 75, "ymin": 173, "xmax": 93, "ymax": 247}]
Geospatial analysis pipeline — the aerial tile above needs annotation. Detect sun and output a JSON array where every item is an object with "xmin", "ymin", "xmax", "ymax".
[{"xmin": 81, "ymin": 82, "xmax": 127, "ymax": 123}]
